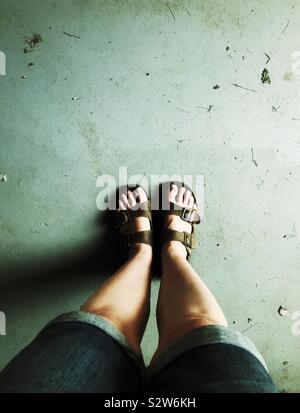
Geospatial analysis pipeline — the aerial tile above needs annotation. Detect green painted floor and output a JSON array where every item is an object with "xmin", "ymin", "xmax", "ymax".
[{"xmin": 1, "ymin": 0, "xmax": 300, "ymax": 392}]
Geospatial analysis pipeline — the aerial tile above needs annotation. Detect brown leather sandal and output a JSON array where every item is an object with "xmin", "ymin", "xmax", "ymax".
[
  {"xmin": 161, "ymin": 181, "xmax": 201, "ymax": 260},
  {"xmin": 114, "ymin": 186, "xmax": 153, "ymax": 256}
]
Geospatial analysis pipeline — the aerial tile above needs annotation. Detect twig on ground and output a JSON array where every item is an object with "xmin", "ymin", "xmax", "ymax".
[
  {"xmin": 281, "ymin": 20, "xmax": 289, "ymax": 34},
  {"xmin": 232, "ymin": 83, "xmax": 257, "ymax": 93},
  {"xmin": 265, "ymin": 53, "xmax": 271, "ymax": 64},
  {"xmin": 251, "ymin": 148, "xmax": 258, "ymax": 167},
  {"xmin": 242, "ymin": 322, "xmax": 260, "ymax": 333},
  {"xmin": 165, "ymin": 2, "xmax": 176, "ymax": 20},
  {"xmin": 63, "ymin": 31, "xmax": 81, "ymax": 39}
]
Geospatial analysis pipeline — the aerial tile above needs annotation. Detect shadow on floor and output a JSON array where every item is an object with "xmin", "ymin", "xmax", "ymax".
[{"xmin": 0, "ymin": 210, "xmax": 120, "ymax": 308}]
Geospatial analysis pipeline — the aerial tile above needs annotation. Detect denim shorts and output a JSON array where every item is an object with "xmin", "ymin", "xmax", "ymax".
[{"xmin": 0, "ymin": 311, "xmax": 277, "ymax": 393}]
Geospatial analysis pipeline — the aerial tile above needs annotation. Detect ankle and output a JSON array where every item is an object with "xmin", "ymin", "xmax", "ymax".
[
  {"xmin": 162, "ymin": 241, "xmax": 187, "ymax": 261},
  {"xmin": 129, "ymin": 243, "xmax": 153, "ymax": 260}
]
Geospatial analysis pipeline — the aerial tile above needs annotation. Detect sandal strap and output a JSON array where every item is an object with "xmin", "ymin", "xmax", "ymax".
[
  {"xmin": 161, "ymin": 229, "xmax": 196, "ymax": 256},
  {"xmin": 115, "ymin": 201, "xmax": 152, "ymax": 227},
  {"xmin": 115, "ymin": 197, "xmax": 153, "ymax": 251},
  {"xmin": 164, "ymin": 202, "xmax": 201, "ymax": 224},
  {"xmin": 121, "ymin": 230, "xmax": 153, "ymax": 250}
]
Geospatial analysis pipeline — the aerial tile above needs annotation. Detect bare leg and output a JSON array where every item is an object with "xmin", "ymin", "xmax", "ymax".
[
  {"xmin": 81, "ymin": 188, "xmax": 152, "ymax": 355},
  {"xmin": 152, "ymin": 184, "xmax": 227, "ymax": 361}
]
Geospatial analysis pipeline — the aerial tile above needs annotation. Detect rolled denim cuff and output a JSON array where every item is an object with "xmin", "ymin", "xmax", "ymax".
[
  {"xmin": 148, "ymin": 325, "xmax": 268, "ymax": 378},
  {"xmin": 43, "ymin": 311, "xmax": 144, "ymax": 367}
]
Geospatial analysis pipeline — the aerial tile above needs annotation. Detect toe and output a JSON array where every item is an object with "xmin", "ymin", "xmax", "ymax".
[
  {"xmin": 169, "ymin": 183, "xmax": 178, "ymax": 203},
  {"xmin": 118, "ymin": 200, "xmax": 126, "ymax": 211},
  {"xmin": 176, "ymin": 186, "xmax": 185, "ymax": 205},
  {"xmin": 188, "ymin": 195, "xmax": 194, "ymax": 209},
  {"xmin": 121, "ymin": 193, "xmax": 129, "ymax": 208},
  {"xmin": 127, "ymin": 190, "xmax": 137, "ymax": 208},
  {"xmin": 183, "ymin": 190, "xmax": 191, "ymax": 206}
]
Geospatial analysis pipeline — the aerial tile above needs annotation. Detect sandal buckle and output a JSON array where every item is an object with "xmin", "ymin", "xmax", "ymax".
[
  {"xmin": 184, "ymin": 232, "xmax": 193, "ymax": 248},
  {"xmin": 181, "ymin": 208, "xmax": 195, "ymax": 223}
]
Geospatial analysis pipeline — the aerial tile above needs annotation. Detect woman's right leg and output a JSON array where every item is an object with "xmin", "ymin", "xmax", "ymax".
[
  {"xmin": 148, "ymin": 184, "xmax": 277, "ymax": 393},
  {"xmin": 153, "ymin": 242, "xmax": 227, "ymax": 360},
  {"xmin": 153, "ymin": 184, "xmax": 227, "ymax": 360}
]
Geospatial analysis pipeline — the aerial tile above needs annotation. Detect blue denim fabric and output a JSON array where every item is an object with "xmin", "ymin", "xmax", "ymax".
[
  {"xmin": 0, "ymin": 321, "xmax": 144, "ymax": 393},
  {"xmin": 148, "ymin": 344, "xmax": 277, "ymax": 393},
  {"xmin": 0, "ymin": 312, "xmax": 277, "ymax": 393}
]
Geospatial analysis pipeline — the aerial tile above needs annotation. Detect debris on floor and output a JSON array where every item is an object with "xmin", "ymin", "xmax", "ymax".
[
  {"xmin": 232, "ymin": 83, "xmax": 256, "ymax": 93},
  {"xmin": 251, "ymin": 148, "xmax": 258, "ymax": 167},
  {"xmin": 176, "ymin": 139, "xmax": 184, "ymax": 151},
  {"xmin": 24, "ymin": 32, "xmax": 42, "ymax": 53},
  {"xmin": 278, "ymin": 306, "xmax": 289, "ymax": 317},
  {"xmin": 265, "ymin": 53, "xmax": 271, "ymax": 64},
  {"xmin": 284, "ymin": 72, "xmax": 294, "ymax": 81},
  {"xmin": 0, "ymin": 173, "xmax": 7, "ymax": 183},
  {"xmin": 63, "ymin": 31, "xmax": 81, "ymax": 39},
  {"xmin": 281, "ymin": 20, "xmax": 289, "ymax": 34},
  {"xmin": 242, "ymin": 321, "xmax": 260, "ymax": 333},
  {"xmin": 213, "ymin": 84, "xmax": 220, "ymax": 89},
  {"xmin": 197, "ymin": 105, "xmax": 213, "ymax": 112},
  {"xmin": 165, "ymin": 2, "xmax": 176, "ymax": 20},
  {"xmin": 283, "ymin": 223, "xmax": 296, "ymax": 240},
  {"xmin": 256, "ymin": 176, "xmax": 264, "ymax": 190},
  {"xmin": 261, "ymin": 68, "xmax": 271, "ymax": 84}
]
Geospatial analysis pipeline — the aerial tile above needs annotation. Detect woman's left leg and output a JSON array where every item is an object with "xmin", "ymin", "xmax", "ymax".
[
  {"xmin": 81, "ymin": 242, "xmax": 152, "ymax": 355},
  {"xmin": 81, "ymin": 187, "xmax": 153, "ymax": 354}
]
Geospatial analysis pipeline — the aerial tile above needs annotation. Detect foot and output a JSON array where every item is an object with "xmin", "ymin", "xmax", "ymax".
[
  {"xmin": 163, "ymin": 183, "xmax": 197, "ymax": 258},
  {"xmin": 118, "ymin": 187, "xmax": 152, "ymax": 257}
]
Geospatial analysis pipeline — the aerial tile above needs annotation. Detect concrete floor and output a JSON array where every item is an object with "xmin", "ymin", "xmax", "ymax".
[{"xmin": 0, "ymin": 0, "xmax": 300, "ymax": 392}]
